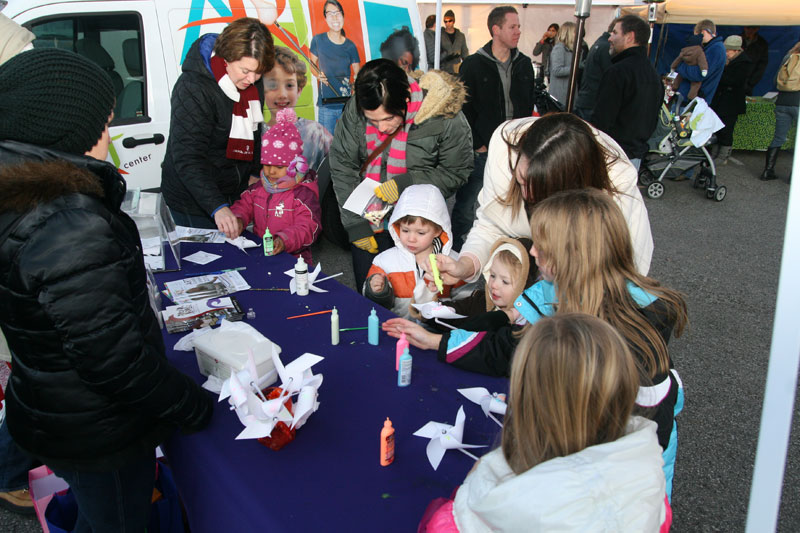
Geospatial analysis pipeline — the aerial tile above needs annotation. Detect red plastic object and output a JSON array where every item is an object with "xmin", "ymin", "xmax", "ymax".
[{"xmin": 257, "ymin": 387, "xmax": 296, "ymax": 451}]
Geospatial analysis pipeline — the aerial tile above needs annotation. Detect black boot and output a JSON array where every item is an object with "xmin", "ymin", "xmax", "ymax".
[{"xmin": 760, "ymin": 147, "xmax": 779, "ymax": 181}]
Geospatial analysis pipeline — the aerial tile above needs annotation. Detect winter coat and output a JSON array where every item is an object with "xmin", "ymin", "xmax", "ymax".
[
  {"xmin": 425, "ymin": 417, "xmax": 670, "ymax": 532},
  {"xmin": 574, "ymin": 32, "xmax": 612, "ymax": 118},
  {"xmin": 363, "ymin": 184, "xmax": 460, "ymax": 318},
  {"xmin": 0, "ymin": 140, "xmax": 213, "ymax": 471},
  {"xmin": 592, "ymin": 46, "xmax": 664, "ymax": 160},
  {"xmin": 712, "ymin": 52, "xmax": 754, "ymax": 118},
  {"xmin": 229, "ymin": 174, "xmax": 321, "ymax": 265},
  {"xmin": 459, "ymin": 42, "xmax": 535, "ymax": 150},
  {"xmin": 440, "ymin": 29, "xmax": 469, "ymax": 74},
  {"xmin": 548, "ymin": 42, "xmax": 573, "ymax": 105},
  {"xmin": 676, "ymin": 35, "xmax": 726, "ymax": 103},
  {"xmin": 424, "ymin": 28, "xmax": 439, "ymax": 69},
  {"xmin": 532, "ymin": 39, "xmax": 554, "ymax": 77},
  {"xmin": 161, "ymin": 34, "xmax": 263, "ymax": 218},
  {"xmin": 460, "ymin": 117, "xmax": 653, "ymax": 277},
  {"xmin": 742, "ymin": 32, "xmax": 769, "ymax": 95},
  {"xmin": 329, "ymin": 70, "xmax": 473, "ymax": 243}
]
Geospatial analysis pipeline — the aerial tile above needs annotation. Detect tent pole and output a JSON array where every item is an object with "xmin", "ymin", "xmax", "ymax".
[
  {"xmin": 433, "ymin": 1, "xmax": 442, "ymax": 70},
  {"xmin": 745, "ymin": 129, "xmax": 800, "ymax": 532},
  {"xmin": 566, "ymin": 0, "xmax": 592, "ymax": 112}
]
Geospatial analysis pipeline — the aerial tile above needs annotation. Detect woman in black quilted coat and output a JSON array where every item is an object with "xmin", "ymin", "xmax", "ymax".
[
  {"xmin": 0, "ymin": 49, "xmax": 213, "ymax": 531},
  {"xmin": 161, "ymin": 17, "xmax": 274, "ymax": 238}
]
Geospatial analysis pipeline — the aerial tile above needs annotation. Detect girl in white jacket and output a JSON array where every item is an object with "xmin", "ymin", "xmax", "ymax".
[{"xmin": 419, "ymin": 314, "xmax": 672, "ymax": 532}]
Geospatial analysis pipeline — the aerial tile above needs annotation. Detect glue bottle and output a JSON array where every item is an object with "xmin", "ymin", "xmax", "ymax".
[
  {"xmin": 380, "ymin": 417, "xmax": 395, "ymax": 466},
  {"xmin": 295, "ymin": 256, "xmax": 309, "ymax": 296},
  {"xmin": 398, "ymin": 348, "xmax": 412, "ymax": 387},
  {"xmin": 331, "ymin": 306, "xmax": 340, "ymax": 345},
  {"xmin": 262, "ymin": 228, "xmax": 273, "ymax": 256},
  {"xmin": 396, "ymin": 332, "xmax": 409, "ymax": 371},
  {"xmin": 368, "ymin": 308, "xmax": 379, "ymax": 345}
]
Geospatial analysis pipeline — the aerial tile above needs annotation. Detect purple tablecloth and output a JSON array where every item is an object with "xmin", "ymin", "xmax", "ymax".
[{"xmin": 156, "ymin": 241, "xmax": 506, "ymax": 532}]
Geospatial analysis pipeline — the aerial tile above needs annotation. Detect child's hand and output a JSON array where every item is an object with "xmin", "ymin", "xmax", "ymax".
[
  {"xmin": 382, "ymin": 318, "xmax": 442, "ymax": 351},
  {"xmin": 272, "ymin": 236, "xmax": 285, "ymax": 255},
  {"xmin": 369, "ymin": 274, "xmax": 386, "ymax": 293}
]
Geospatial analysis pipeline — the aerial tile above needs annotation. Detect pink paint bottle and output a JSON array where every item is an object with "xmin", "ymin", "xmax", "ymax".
[{"xmin": 396, "ymin": 332, "xmax": 409, "ymax": 371}]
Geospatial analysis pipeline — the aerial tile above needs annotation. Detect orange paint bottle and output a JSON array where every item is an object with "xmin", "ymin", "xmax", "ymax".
[{"xmin": 380, "ymin": 418, "xmax": 395, "ymax": 466}]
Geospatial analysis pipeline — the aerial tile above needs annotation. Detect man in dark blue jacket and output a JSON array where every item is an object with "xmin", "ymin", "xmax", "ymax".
[
  {"xmin": 574, "ymin": 20, "xmax": 615, "ymax": 120},
  {"xmin": 675, "ymin": 19, "xmax": 726, "ymax": 104},
  {"xmin": 592, "ymin": 15, "xmax": 663, "ymax": 169}
]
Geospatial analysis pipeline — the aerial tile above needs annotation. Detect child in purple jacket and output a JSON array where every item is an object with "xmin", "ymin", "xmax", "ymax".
[{"xmin": 231, "ymin": 108, "xmax": 321, "ymax": 264}]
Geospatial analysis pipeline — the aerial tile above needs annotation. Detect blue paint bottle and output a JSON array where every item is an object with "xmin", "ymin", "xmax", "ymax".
[
  {"xmin": 368, "ymin": 308, "xmax": 379, "ymax": 346},
  {"xmin": 398, "ymin": 348, "xmax": 412, "ymax": 387}
]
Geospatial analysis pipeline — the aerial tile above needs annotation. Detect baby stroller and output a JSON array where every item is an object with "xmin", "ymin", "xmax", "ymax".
[{"xmin": 638, "ymin": 98, "xmax": 727, "ymax": 202}]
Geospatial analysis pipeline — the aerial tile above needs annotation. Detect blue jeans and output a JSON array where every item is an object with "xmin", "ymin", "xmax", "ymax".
[
  {"xmin": 451, "ymin": 151, "xmax": 487, "ymax": 252},
  {"xmin": 770, "ymin": 105, "xmax": 799, "ymax": 149},
  {"xmin": 0, "ymin": 418, "xmax": 36, "ymax": 491},
  {"xmin": 49, "ymin": 451, "xmax": 156, "ymax": 533},
  {"xmin": 318, "ymin": 103, "xmax": 345, "ymax": 137},
  {"xmin": 169, "ymin": 208, "xmax": 217, "ymax": 230}
]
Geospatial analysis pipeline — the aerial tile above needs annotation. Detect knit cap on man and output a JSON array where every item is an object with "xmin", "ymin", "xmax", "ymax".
[
  {"xmin": 261, "ymin": 108, "xmax": 303, "ymax": 166},
  {"xmin": 0, "ymin": 48, "xmax": 115, "ymax": 155}
]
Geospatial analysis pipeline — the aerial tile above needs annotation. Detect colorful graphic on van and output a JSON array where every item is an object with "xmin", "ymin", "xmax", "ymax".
[
  {"xmin": 363, "ymin": 2, "xmax": 415, "ymax": 63},
  {"xmin": 109, "ymin": 133, "xmax": 128, "ymax": 175}
]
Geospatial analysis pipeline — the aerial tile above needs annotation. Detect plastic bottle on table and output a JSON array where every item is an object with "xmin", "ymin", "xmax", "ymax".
[
  {"xmin": 295, "ymin": 256, "xmax": 309, "ymax": 296},
  {"xmin": 397, "ymin": 348, "xmax": 412, "ymax": 387},
  {"xmin": 380, "ymin": 418, "xmax": 395, "ymax": 466},
  {"xmin": 368, "ymin": 308, "xmax": 379, "ymax": 345},
  {"xmin": 262, "ymin": 228, "xmax": 273, "ymax": 256},
  {"xmin": 331, "ymin": 306, "xmax": 340, "ymax": 345},
  {"xmin": 396, "ymin": 332, "xmax": 409, "ymax": 371}
]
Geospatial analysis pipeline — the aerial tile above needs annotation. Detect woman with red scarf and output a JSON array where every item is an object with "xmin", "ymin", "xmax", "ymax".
[
  {"xmin": 329, "ymin": 59, "xmax": 474, "ymax": 290},
  {"xmin": 161, "ymin": 18, "xmax": 274, "ymax": 238}
]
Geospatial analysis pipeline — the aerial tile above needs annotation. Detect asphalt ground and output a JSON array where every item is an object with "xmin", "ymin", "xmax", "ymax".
[{"xmin": 1, "ymin": 148, "xmax": 797, "ymax": 532}]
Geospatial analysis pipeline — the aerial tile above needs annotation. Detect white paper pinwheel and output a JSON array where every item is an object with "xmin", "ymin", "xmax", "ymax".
[
  {"xmin": 218, "ymin": 347, "xmax": 324, "ymax": 440},
  {"xmin": 413, "ymin": 406, "xmax": 485, "ymax": 470},
  {"xmin": 225, "ymin": 235, "xmax": 259, "ymax": 254},
  {"xmin": 283, "ymin": 262, "xmax": 343, "ymax": 294},
  {"xmin": 458, "ymin": 388, "xmax": 507, "ymax": 427}
]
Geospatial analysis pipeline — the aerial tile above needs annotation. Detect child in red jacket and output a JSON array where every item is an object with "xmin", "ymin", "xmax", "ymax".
[{"xmin": 231, "ymin": 108, "xmax": 321, "ymax": 264}]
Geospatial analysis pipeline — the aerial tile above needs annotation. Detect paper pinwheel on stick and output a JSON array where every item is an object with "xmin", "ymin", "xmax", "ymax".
[
  {"xmin": 413, "ymin": 406, "xmax": 485, "ymax": 470},
  {"xmin": 219, "ymin": 347, "xmax": 324, "ymax": 442},
  {"xmin": 458, "ymin": 388, "xmax": 507, "ymax": 428},
  {"xmin": 283, "ymin": 262, "xmax": 342, "ymax": 294}
]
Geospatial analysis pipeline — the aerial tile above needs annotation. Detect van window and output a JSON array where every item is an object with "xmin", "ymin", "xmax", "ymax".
[{"xmin": 27, "ymin": 14, "xmax": 147, "ymax": 125}]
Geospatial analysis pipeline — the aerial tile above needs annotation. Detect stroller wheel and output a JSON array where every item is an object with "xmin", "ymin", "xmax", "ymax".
[
  {"xmin": 646, "ymin": 181, "xmax": 664, "ymax": 199},
  {"xmin": 713, "ymin": 185, "xmax": 727, "ymax": 202},
  {"xmin": 638, "ymin": 167, "xmax": 656, "ymax": 186}
]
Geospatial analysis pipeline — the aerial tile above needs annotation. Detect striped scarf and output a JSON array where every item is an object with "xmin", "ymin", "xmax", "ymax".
[
  {"xmin": 209, "ymin": 53, "xmax": 264, "ymax": 161},
  {"xmin": 363, "ymin": 77, "xmax": 423, "ymax": 182}
]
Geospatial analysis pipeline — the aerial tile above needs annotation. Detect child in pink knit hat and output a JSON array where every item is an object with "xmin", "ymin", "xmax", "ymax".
[{"xmin": 230, "ymin": 108, "xmax": 321, "ymax": 264}]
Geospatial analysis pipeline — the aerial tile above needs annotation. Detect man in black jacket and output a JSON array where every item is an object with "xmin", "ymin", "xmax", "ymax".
[
  {"xmin": 453, "ymin": 6, "xmax": 535, "ymax": 250},
  {"xmin": 592, "ymin": 15, "xmax": 664, "ymax": 169},
  {"xmin": 574, "ymin": 21, "xmax": 614, "ymax": 120},
  {"xmin": 0, "ymin": 49, "xmax": 213, "ymax": 531}
]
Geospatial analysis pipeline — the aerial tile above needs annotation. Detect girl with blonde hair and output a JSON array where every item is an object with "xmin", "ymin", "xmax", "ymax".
[
  {"xmin": 517, "ymin": 187, "xmax": 687, "ymax": 500},
  {"xmin": 418, "ymin": 314, "xmax": 672, "ymax": 532},
  {"xmin": 547, "ymin": 21, "xmax": 576, "ymax": 104}
]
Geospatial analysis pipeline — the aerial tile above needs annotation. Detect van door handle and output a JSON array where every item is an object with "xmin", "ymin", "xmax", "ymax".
[{"xmin": 122, "ymin": 134, "xmax": 165, "ymax": 149}]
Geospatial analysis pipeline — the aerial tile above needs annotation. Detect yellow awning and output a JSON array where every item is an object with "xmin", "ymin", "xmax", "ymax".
[{"xmin": 622, "ymin": 0, "xmax": 800, "ymax": 26}]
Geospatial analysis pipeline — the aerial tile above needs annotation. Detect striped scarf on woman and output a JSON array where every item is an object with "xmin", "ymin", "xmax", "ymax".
[{"xmin": 363, "ymin": 77, "xmax": 424, "ymax": 182}]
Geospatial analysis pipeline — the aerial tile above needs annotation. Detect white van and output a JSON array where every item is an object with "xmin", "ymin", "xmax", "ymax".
[{"xmin": 3, "ymin": 0, "xmax": 424, "ymax": 191}]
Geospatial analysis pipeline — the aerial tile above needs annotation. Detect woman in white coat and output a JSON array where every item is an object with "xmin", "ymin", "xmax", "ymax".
[{"xmin": 436, "ymin": 113, "xmax": 653, "ymax": 285}]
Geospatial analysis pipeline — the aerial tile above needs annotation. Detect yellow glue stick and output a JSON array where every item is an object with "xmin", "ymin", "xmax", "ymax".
[{"xmin": 429, "ymin": 253, "xmax": 444, "ymax": 294}]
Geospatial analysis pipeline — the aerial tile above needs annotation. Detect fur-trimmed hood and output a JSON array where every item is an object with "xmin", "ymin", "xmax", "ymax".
[
  {"xmin": 482, "ymin": 237, "xmax": 538, "ymax": 312},
  {"xmin": 0, "ymin": 140, "xmax": 124, "ymax": 214},
  {"xmin": 411, "ymin": 69, "xmax": 468, "ymax": 125}
]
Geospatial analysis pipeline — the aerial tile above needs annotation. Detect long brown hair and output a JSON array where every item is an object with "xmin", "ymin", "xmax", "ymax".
[
  {"xmin": 501, "ymin": 113, "xmax": 619, "ymax": 219},
  {"xmin": 529, "ymin": 189, "xmax": 687, "ymax": 379},
  {"xmin": 502, "ymin": 314, "xmax": 639, "ymax": 473}
]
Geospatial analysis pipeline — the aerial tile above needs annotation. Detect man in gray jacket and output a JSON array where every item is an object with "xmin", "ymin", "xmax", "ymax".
[{"xmin": 441, "ymin": 10, "xmax": 469, "ymax": 74}]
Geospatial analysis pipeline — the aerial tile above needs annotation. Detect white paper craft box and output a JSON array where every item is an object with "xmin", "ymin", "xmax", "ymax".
[{"xmin": 193, "ymin": 322, "xmax": 279, "ymax": 387}]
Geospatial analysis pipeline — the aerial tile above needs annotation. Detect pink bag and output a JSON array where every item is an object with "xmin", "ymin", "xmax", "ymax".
[{"xmin": 28, "ymin": 465, "xmax": 70, "ymax": 533}]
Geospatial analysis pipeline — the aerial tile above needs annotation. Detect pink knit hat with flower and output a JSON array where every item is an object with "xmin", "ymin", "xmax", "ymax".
[{"xmin": 261, "ymin": 108, "xmax": 303, "ymax": 166}]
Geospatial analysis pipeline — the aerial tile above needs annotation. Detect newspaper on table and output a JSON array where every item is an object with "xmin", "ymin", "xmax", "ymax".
[
  {"xmin": 175, "ymin": 226, "xmax": 228, "ymax": 243},
  {"xmin": 164, "ymin": 271, "xmax": 250, "ymax": 304},
  {"xmin": 161, "ymin": 296, "xmax": 245, "ymax": 333}
]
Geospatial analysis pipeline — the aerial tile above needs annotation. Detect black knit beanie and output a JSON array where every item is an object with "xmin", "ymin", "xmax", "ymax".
[{"xmin": 0, "ymin": 48, "xmax": 115, "ymax": 155}]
